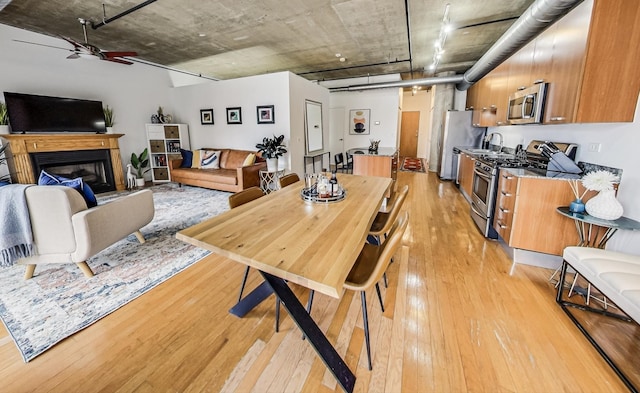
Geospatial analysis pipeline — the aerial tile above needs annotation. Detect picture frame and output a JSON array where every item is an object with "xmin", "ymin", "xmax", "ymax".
[
  {"xmin": 349, "ymin": 109, "xmax": 371, "ymax": 135},
  {"xmin": 226, "ymin": 107, "xmax": 242, "ymax": 124},
  {"xmin": 200, "ymin": 109, "xmax": 214, "ymax": 125},
  {"xmin": 257, "ymin": 105, "xmax": 275, "ymax": 124}
]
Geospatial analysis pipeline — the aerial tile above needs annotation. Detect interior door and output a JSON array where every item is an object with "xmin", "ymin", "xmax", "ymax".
[{"xmin": 400, "ymin": 111, "xmax": 419, "ymax": 158}]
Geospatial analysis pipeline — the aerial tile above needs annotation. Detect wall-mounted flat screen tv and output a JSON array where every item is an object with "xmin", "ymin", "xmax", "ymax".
[{"xmin": 3, "ymin": 92, "xmax": 106, "ymax": 134}]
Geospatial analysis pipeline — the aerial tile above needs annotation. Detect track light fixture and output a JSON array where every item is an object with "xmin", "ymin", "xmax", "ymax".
[{"xmin": 429, "ymin": 3, "xmax": 451, "ymax": 72}]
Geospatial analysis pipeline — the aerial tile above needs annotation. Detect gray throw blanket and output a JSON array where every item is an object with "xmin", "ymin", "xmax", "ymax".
[{"xmin": 0, "ymin": 184, "xmax": 35, "ymax": 267}]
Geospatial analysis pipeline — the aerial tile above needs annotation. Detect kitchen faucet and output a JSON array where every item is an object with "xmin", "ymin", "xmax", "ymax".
[{"xmin": 484, "ymin": 132, "xmax": 503, "ymax": 152}]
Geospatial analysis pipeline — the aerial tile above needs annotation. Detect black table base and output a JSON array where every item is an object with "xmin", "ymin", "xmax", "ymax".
[{"xmin": 228, "ymin": 272, "xmax": 356, "ymax": 393}]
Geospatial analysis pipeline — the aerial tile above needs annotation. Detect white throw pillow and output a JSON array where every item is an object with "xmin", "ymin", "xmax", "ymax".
[{"xmin": 200, "ymin": 150, "xmax": 221, "ymax": 169}]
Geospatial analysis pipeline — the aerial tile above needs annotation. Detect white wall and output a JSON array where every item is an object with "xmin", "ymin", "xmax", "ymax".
[
  {"xmin": 329, "ymin": 89, "xmax": 400, "ymax": 153},
  {"xmin": 401, "ymin": 90, "xmax": 432, "ymax": 160},
  {"xmin": 288, "ymin": 74, "xmax": 330, "ymax": 175},
  {"xmin": 0, "ymin": 23, "xmax": 205, "ymax": 181},
  {"xmin": 169, "ymin": 72, "xmax": 291, "ymax": 155},
  {"xmin": 489, "ymin": 96, "xmax": 640, "ymax": 255}
]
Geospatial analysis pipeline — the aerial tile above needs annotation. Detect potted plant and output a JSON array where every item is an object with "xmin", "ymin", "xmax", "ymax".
[
  {"xmin": 130, "ymin": 148, "xmax": 150, "ymax": 187},
  {"xmin": 0, "ymin": 102, "xmax": 9, "ymax": 134},
  {"xmin": 103, "ymin": 105, "xmax": 115, "ymax": 133},
  {"xmin": 256, "ymin": 134, "xmax": 287, "ymax": 172}
]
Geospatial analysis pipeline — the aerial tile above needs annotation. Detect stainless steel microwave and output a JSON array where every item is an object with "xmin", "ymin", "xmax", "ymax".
[{"xmin": 507, "ymin": 83, "xmax": 548, "ymax": 125}]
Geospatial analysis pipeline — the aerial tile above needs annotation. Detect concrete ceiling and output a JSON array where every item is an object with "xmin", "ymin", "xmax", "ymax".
[{"xmin": 0, "ymin": 0, "xmax": 535, "ymax": 82}]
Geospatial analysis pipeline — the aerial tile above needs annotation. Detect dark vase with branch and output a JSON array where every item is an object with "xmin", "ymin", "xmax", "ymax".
[{"xmin": 256, "ymin": 134, "xmax": 287, "ymax": 172}]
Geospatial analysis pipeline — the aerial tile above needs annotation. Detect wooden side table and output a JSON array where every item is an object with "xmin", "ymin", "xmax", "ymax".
[{"xmin": 259, "ymin": 169, "xmax": 284, "ymax": 194}]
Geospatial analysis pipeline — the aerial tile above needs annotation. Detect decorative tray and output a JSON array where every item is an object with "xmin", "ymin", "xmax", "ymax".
[{"xmin": 300, "ymin": 187, "xmax": 346, "ymax": 204}]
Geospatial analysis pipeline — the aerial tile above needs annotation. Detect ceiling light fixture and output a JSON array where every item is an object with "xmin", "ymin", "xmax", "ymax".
[{"xmin": 429, "ymin": 3, "xmax": 451, "ymax": 73}]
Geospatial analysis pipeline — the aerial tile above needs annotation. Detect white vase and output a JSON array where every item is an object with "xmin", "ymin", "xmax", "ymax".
[
  {"xmin": 136, "ymin": 178, "xmax": 146, "ymax": 187},
  {"xmin": 585, "ymin": 189, "xmax": 623, "ymax": 220},
  {"xmin": 0, "ymin": 125, "xmax": 9, "ymax": 135},
  {"xmin": 105, "ymin": 127, "xmax": 114, "ymax": 134},
  {"xmin": 266, "ymin": 157, "xmax": 278, "ymax": 172}
]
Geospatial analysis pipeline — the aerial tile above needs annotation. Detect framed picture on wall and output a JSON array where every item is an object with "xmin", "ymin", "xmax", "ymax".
[
  {"xmin": 257, "ymin": 105, "xmax": 275, "ymax": 124},
  {"xmin": 349, "ymin": 109, "xmax": 370, "ymax": 135},
  {"xmin": 200, "ymin": 109, "xmax": 214, "ymax": 125},
  {"xmin": 226, "ymin": 107, "xmax": 242, "ymax": 124}
]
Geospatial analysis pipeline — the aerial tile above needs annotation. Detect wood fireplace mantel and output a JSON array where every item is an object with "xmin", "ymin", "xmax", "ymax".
[{"xmin": 3, "ymin": 133, "xmax": 126, "ymax": 190}]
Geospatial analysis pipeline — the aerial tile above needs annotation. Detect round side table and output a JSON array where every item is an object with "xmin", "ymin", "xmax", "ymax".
[{"xmin": 259, "ymin": 169, "xmax": 285, "ymax": 194}]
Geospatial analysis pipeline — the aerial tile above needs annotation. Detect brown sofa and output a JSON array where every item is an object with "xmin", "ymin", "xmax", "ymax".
[{"xmin": 169, "ymin": 149, "xmax": 266, "ymax": 192}]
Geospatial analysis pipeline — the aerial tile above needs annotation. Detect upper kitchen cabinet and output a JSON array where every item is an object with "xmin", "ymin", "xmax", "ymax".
[
  {"xmin": 541, "ymin": 0, "xmax": 592, "ymax": 124},
  {"xmin": 465, "ymin": 0, "xmax": 640, "ymax": 125},
  {"xmin": 537, "ymin": 0, "xmax": 640, "ymax": 123},
  {"xmin": 467, "ymin": 71, "xmax": 499, "ymax": 127},
  {"xmin": 569, "ymin": 0, "xmax": 640, "ymax": 123}
]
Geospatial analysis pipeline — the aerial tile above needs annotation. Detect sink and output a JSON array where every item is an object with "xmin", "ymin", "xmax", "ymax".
[{"xmin": 466, "ymin": 148, "xmax": 502, "ymax": 154}]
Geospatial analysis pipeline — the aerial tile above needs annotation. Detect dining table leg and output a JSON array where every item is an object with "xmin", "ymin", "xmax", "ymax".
[
  {"xmin": 259, "ymin": 271, "xmax": 356, "ymax": 393},
  {"xmin": 229, "ymin": 281, "xmax": 274, "ymax": 317}
]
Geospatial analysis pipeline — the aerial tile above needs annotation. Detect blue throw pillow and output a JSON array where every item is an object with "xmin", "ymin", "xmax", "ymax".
[
  {"xmin": 180, "ymin": 149, "xmax": 193, "ymax": 168},
  {"xmin": 0, "ymin": 181, "xmax": 10, "ymax": 187},
  {"xmin": 38, "ymin": 170, "xmax": 98, "ymax": 208}
]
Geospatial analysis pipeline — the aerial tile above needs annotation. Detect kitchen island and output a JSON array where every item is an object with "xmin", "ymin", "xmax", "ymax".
[{"xmin": 347, "ymin": 147, "xmax": 398, "ymax": 179}]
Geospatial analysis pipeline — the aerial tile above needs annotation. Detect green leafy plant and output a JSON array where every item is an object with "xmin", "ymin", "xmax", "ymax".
[
  {"xmin": 130, "ymin": 148, "xmax": 150, "ymax": 178},
  {"xmin": 103, "ymin": 105, "xmax": 115, "ymax": 127},
  {"xmin": 0, "ymin": 102, "xmax": 8, "ymax": 126},
  {"xmin": 255, "ymin": 134, "xmax": 287, "ymax": 159}
]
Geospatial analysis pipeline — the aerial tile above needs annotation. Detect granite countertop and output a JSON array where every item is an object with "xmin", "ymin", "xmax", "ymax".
[
  {"xmin": 501, "ymin": 167, "xmax": 582, "ymax": 180},
  {"xmin": 347, "ymin": 147, "xmax": 397, "ymax": 157}
]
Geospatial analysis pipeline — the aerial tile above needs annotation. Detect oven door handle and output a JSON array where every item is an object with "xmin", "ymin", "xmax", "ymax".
[
  {"xmin": 473, "ymin": 167, "xmax": 492, "ymax": 180},
  {"xmin": 470, "ymin": 203, "xmax": 484, "ymax": 218}
]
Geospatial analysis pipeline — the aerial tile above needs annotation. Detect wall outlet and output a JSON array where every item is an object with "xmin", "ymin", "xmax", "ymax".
[{"xmin": 587, "ymin": 143, "xmax": 601, "ymax": 152}]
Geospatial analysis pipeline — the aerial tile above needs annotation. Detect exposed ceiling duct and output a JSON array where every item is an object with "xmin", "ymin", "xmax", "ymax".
[
  {"xmin": 0, "ymin": 0, "xmax": 12, "ymax": 12},
  {"xmin": 456, "ymin": 0, "xmax": 583, "ymax": 90},
  {"xmin": 329, "ymin": 75, "xmax": 464, "ymax": 92},
  {"xmin": 329, "ymin": 0, "xmax": 584, "ymax": 93}
]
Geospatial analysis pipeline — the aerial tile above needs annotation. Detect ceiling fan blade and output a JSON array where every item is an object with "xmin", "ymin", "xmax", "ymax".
[
  {"xmin": 12, "ymin": 39, "xmax": 73, "ymax": 52},
  {"xmin": 104, "ymin": 57, "xmax": 134, "ymax": 65},
  {"xmin": 103, "ymin": 51, "xmax": 138, "ymax": 58}
]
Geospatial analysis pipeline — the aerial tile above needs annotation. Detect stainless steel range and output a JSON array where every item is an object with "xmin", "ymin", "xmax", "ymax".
[{"xmin": 470, "ymin": 140, "xmax": 578, "ymax": 239}]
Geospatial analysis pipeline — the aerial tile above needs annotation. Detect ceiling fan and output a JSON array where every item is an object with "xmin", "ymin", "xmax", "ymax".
[{"xmin": 14, "ymin": 18, "xmax": 138, "ymax": 65}]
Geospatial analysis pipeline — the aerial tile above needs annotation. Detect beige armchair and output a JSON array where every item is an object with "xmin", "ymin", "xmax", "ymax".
[{"xmin": 18, "ymin": 185, "xmax": 155, "ymax": 279}]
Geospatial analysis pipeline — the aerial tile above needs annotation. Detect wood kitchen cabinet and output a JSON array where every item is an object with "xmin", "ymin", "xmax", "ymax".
[
  {"xmin": 466, "ymin": 0, "xmax": 640, "ymax": 125},
  {"xmin": 494, "ymin": 170, "xmax": 587, "ymax": 256},
  {"xmin": 458, "ymin": 153, "xmax": 475, "ymax": 203}
]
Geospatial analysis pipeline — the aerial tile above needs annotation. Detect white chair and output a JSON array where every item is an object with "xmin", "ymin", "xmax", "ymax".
[{"xmin": 18, "ymin": 186, "xmax": 154, "ymax": 279}]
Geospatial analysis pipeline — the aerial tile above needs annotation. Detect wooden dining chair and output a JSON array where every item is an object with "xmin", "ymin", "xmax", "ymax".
[
  {"xmin": 370, "ymin": 184, "xmax": 408, "ymax": 288},
  {"xmin": 279, "ymin": 173, "xmax": 300, "ymax": 188},
  {"xmin": 370, "ymin": 184, "xmax": 409, "ymax": 243},
  {"xmin": 228, "ymin": 186, "xmax": 264, "ymax": 209},
  {"xmin": 228, "ymin": 186, "xmax": 284, "ymax": 332},
  {"xmin": 305, "ymin": 212, "xmax": 409, "ymax": 370},
  {"xmin": 228, "ymin": 187, "xmax": 265, "ymax": 300}
]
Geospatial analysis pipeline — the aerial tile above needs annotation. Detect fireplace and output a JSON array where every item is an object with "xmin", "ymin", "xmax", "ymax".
[{"xmin": 31, "ymin": 149, "xmax": 116, "ymax": 193}]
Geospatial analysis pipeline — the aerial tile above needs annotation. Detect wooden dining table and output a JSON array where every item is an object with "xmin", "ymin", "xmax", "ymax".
[{"xmin": 176, "ymin": 173, "xmax": 391, "ymax": 392}]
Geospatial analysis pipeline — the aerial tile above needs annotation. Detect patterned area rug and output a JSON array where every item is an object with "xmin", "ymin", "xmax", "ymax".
[
  {"xmin": 400, "ymin": 157, "xmax": 426, "ymax": 172},
  {"xmin": 0, "ymin": 183, "xmax": 231, "ymax": 362}
]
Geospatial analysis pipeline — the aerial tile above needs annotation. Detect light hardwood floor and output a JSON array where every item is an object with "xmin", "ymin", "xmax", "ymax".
[{"xmin": 0, "ymin": 171, "xmax": 636, "ymax": 392}]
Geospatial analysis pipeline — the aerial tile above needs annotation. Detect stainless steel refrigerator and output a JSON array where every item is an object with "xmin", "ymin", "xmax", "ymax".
[{"xmin": 438, "ymin": 110, "xmax": 486, "ymax": 180}]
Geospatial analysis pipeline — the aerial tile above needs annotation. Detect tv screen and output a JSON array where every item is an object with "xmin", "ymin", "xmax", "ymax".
[{"xmin": 3, "ymin": 92, "xmax": 106, "ymax": 134}]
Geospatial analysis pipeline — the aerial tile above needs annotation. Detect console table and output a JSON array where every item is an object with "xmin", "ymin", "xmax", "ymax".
[
  {"xmin": 2, "ymin": 133, "xmax": 126, "ymax": 190},
  {"xmin": 304, "ymin": 151, "xmax": 330, "ymax": 174}
]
